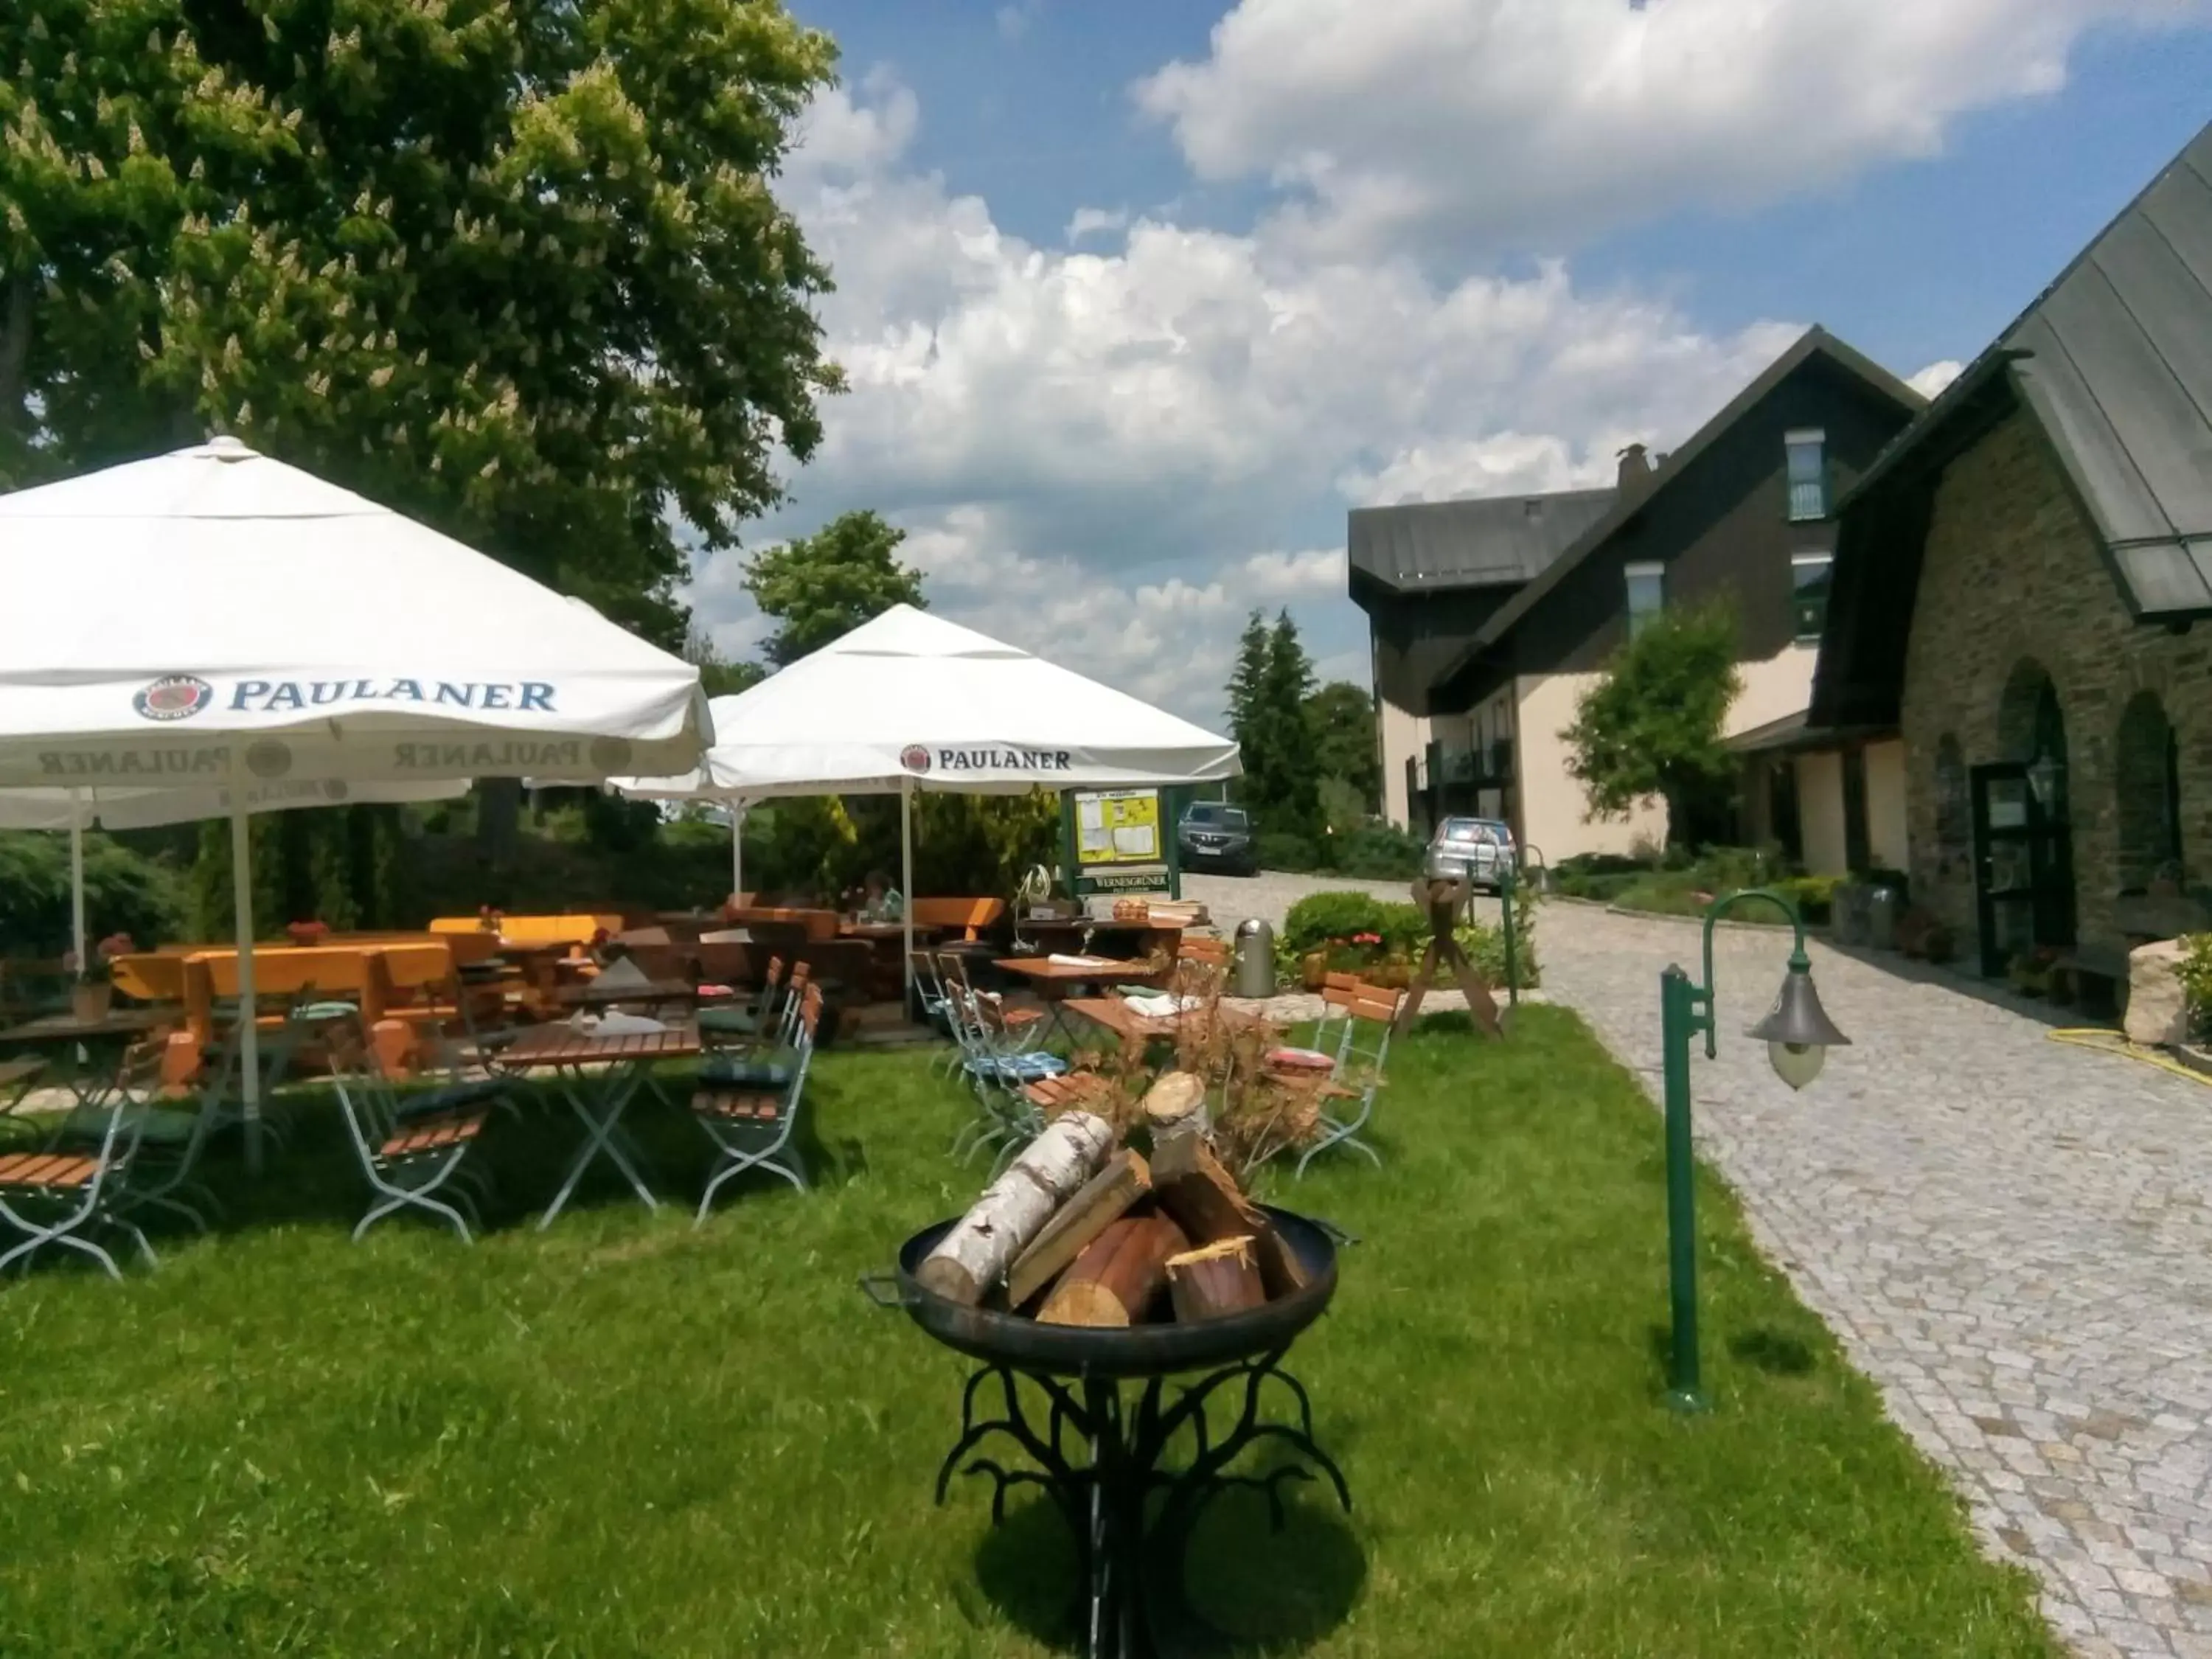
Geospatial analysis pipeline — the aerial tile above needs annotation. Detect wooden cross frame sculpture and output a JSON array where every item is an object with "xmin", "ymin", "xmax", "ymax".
[{"xmin": 1395, "ymin": 872, "xmax": 1503, "ymax": 1036}]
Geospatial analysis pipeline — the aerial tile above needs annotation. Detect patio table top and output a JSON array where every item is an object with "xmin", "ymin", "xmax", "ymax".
[
  {"xmin": 0, "ymin": 1006, "xmax": 172, "ymax": 1045},
  {"xmin": 498, "ymin": 1024, "xmax": 704, "ymax": 1068}
]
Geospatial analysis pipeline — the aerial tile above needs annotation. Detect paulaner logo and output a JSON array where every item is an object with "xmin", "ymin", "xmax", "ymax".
[
  {"xmin": 899, "ymin": 745, "xmax": 933, "ymax": 774},
  {"xmin": 927, "ymin": 747, "xmax": 1072, "ymax": 773},
  {"xmin": 132, "ymin": 676, "xmax": 214, "ymax": 722}
]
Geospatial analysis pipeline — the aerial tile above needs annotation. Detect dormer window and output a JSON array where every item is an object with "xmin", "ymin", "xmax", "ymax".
[{"xmin": 1785, "ymin": 429, "xmax": 1828, "ymax": 521}]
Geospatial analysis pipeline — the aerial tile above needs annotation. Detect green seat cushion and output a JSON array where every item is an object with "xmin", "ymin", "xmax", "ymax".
[
  {"xmin": 699, "ymin": 1050, "xmax": 798, "ymax": 1090},
  {"xmin": 294, "ymin": 1001, "xmax": 360, "ymax": 1023},
  {"xmin": 60, "ymin": 1105, "xmax": 200, "ymax": 1147},
  {"xmin": 394, "ymin": 1077, "xmax": 510, "ymax": 1121},
  {"xmin": 698, "ymin": 1006, "xmax": 768, "ymax": 1036}
]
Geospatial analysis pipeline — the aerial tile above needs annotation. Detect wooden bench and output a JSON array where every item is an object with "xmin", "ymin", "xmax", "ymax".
[
  {"xmin": 2052, "ymin": 942, "xmax": 2132, "ymax": 1015},
  {"xmin": 911, "ymin": 898, "xmax": 1006, "ymax": 942}
]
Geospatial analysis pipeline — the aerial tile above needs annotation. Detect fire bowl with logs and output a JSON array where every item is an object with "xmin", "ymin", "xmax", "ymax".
[{"xmin": 862, "ymin": 1082, "xmax": 1353, "ymax": 1659}]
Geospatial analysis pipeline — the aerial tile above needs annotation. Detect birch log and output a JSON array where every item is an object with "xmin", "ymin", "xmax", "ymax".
[
  {"xmin": 1005, "ymin": 1149, "xmax": 1152, "ymax": 1309},
  {"xmin": 915, "ymin": 1111, "xmax": 1117, "ymax": 1306}
]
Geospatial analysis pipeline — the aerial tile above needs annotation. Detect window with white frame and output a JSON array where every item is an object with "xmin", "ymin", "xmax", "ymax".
[
  {"xmin": 1785, "ymin": 428, "xmax": 1828, "ymax": 521},
  {"xmin": 1624, "ymin": 561, "xmax": 1666, "ymax": 639},
  {"xmin": 1791, "ymin": 552, "xmax": 1832, "ymax": 641}
]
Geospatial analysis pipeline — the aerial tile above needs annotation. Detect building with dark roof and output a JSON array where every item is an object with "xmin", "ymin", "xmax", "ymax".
[
  {"xmin": 1801, "ymin": 119, "xmax": 2212, "ymax": 981},
  {"xmin": 1349, "ymin": 327, "xmax": 1921, "ymax": 854}
]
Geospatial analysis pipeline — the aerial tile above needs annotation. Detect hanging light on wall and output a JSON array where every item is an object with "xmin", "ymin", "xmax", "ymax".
[{"xmin": 2027, "ymin": 745, "xmax": 2065, "ymax": 814}]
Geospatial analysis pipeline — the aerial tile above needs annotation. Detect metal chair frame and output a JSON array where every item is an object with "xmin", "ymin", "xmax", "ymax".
[
  {"xmin": 692, "ymin": 984, "xmax": 822, "ymax": 1222},
  {"xmin": 0, "ymin": 1098, "xmax": 157, "ymax": 1279},
  {"xmin": 1295, "ymin": 981, "xmax": 1402, "ymax": 1177},
  {"xmin": 326, "ymin": 1012, "xmax": 498, "ymax": 1243}
]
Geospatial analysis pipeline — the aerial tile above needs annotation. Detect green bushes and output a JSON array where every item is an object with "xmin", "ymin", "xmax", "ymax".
[
  {"xmin": 1277, "ymin": 887, "xmax": 1540, "ymax": 990},
  {"xmin": 1283, "ymin": 891, "xmax": 1388, "ymax": 955},
  {"xmin": 1248, "ymin": 819, "xmax": 1423, "ymax": 878},
  {"xmin": 1256, "ymin": 830, "xmax": 1321, "ymax": 873},
  {"xmin": 0, "ymin": 831, "xmax": 187, "ymax": 954}
]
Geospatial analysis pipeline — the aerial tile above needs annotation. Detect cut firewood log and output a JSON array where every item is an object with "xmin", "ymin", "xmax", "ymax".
[
  {"xmin": 1004, "ymin": 1150, "xmax": 1152, "ymax": 1309},
  {"xmin": 1166, "ymin": 1236, "xmax": 1265, "ymax": 1322},
  {"xmin": 916, "ymin": 1111, "xmax": 1117, "ymax": 1307},
  {"xmin": 1152, "ymin": 1134, "xmax": 1310, "ymax": 1298},
  {"xmin": 1037, "ymin": 1214, "xmax": 1192, "ymax": 1327},
  {"xmin": 1141, "ymin": 1070, "xmax": 1209, "ymax": 1135}
]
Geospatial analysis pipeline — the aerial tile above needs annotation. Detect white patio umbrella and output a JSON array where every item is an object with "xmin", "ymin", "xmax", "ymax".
[
  {"xmin": 0, "ymin": 437, "xmax": 709, "ymax": 1161},
  {"xmin": 614, "ymin": 605, "xmax": 1239, "ymax": 998},
  {"xmin": 0, "ymin": 779, "xmax": 465, "ymax": 970}
]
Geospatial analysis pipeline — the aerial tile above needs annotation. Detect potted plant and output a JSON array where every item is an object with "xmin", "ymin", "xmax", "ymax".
[
  {"xmin": 479, "ymin": 904, "xmax": 504, "ymax": 933},
  {"xmin": 69, "ymin": 932, "xmax": 136, "ymax": 1021},
  {"xmin": 286, "ymin": 919, "xmax": 331, "ymax": 947}
]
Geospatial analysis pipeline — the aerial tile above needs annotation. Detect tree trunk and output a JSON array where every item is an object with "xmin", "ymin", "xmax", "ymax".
[
  {"xmin": 1038, "ymin": 1214, "xmax": 1191, "ymax": 1327},
  {"xmin": 1141, "ymin": 1070, "xmax": 1208, "ymax": 1135},
  {"xmin": 916, "ymin": 1111, "xmax": 1117, "ymax": 1306},
  {"xmin": 1166, "ymin": 1236, "xmax": 1266, "ymax": 1321},
  {"xmin": 0, "ymin": 275, "xmax": 32, "ymax": 445},
  {"xmin": 476, "ymin": 778, "xmax": 523, "ymax": 871},
  {"xmin": 1005, "ymin": 1149, "xmax": 1151, "ymax": 1309}
]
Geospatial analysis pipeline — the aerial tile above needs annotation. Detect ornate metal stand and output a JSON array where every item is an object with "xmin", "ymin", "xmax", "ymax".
[{"xmin": 935, "ymin": 1347, "xmax": 1350, "ymax": 1659}]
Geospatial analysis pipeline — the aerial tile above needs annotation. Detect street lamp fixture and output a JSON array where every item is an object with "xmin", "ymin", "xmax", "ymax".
[
  {"xmin": 1660, "ymin": 888, "xmax": 1850, "ymax": 1413},
  {"xmin": 2026, "ymin": 746, "xmax": 2065, "ymax": 814}
]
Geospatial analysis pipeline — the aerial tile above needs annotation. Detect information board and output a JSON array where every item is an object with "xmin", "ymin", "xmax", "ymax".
[{"xmin": 1062, "ymin": 787, "xmax": 1181, "ymax": 899}]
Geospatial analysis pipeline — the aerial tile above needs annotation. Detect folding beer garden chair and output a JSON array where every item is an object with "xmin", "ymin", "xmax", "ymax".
[
  {"xmin": 697, "ymin": 956, "xmax": 790, "ymax": 1055},
  {"xmin": 326, "ymin": 1011, "xmax": 504, "ymax": 1243},
  {"xmin": 691, "ymin": 982, "xmax": 823, "ymax": 1222},
  {"xmin": 0, "ymin": 1096, "xmax": 157, "ymax": 1279},
  {"xmin": 1268, "ymin": 972, "xmax": 1360, "ymax": 1080},
  {"xmin": 1295, "ymin": 980, "xmax": 1402, "ymax": 1178}
]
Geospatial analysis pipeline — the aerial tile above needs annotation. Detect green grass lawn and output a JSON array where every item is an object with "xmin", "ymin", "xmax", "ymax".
[{"xmin": 0, "ymin": 1009, "xmax": 2052, "ymax": 1657}]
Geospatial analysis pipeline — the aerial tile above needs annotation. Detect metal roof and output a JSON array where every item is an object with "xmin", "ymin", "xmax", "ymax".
[
  {"xmin": 1346, "ymin": 489, "xmax": 1615, "ymax": 595},
  {"xmin": 1837, "ymin": 120, "xmax": 2212, "ymax": 619}
]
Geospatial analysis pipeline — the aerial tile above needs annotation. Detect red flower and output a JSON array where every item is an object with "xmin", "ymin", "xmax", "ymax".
[
  {"xmin": 95, "ymin": 931, "xmax": 136, "ymax": 961},
  {"xmin": 1352, "ymin": 931, "xmax": 1382, "ymax": 947}
]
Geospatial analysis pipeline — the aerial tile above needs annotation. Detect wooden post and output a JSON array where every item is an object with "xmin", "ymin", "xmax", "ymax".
[{"xmin": 1395, "ymin": 874, "xmax": 1501, "ymax": 1036}]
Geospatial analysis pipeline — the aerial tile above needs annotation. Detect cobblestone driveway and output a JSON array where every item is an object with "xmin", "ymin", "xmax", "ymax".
[{"xmin": 1197, "ymin": 873, "xmax": 2212, "ymax": 1658}]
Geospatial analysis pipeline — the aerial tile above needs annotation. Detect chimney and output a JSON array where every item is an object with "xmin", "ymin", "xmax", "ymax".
[{"xmin": 1615, "ymin": 442, "xmax": 1654, "ymax": 499}]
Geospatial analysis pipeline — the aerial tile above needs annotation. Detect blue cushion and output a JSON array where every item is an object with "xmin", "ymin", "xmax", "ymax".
[
  {"xmin": 967, "ymin": 1053, "xmax": 1068, "ymax": 1082},
  {"xmin": 700, "ymin": 1050, "xmax": 798, "ymax": 1090}
]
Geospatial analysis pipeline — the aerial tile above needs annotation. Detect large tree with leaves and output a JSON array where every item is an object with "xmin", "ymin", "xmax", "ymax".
[
  {"xmin": 0, "ymin": 0, "xmax": 841, "ymax": 644},
  {"xmin": 1304, "ymin": 680, "xmax": 1380, "ymax": 815},
  {"xmin": 1221, "ymin": 608, "xmax": 1321, "ymax": 835},
  {"xmin": 742, "ymin": 509, "xmax": 925, "ymax": 665},
  {"xmin": 1562, "ymin": 600, "xmax": 1743, "ymax": 846}
]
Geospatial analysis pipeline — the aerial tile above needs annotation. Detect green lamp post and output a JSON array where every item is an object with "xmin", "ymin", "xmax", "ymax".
[
  {"xmin": 1497, "ymin": 844, "xmax": 1545, "ymax": 1012},
  {"xmin": 1660, "ymin": 888, "xmax": 1850, "ymax": 1412}
]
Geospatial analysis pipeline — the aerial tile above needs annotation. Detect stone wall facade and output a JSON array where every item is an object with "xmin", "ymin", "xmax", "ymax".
[{"xmin": 1899, "ymin": 409, "xmax": 2212, "ymax": 955}]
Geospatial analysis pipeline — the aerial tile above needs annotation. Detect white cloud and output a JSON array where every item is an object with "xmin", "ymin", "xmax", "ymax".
[
  {"xmin": 996, "ymin": 0, "xmax": 1043, "ymax": 41},
  {"xmin": 689, "ymin": 65, "xmax": 1992, "ymax": 721},
  {"xmin": 1065, "ymin": 206, "xmax": 1130, "ymax": 243},
  {"xmin": 1134, "ymin": 0, "xmax": 2209, "ymax": 257},
  {"xmin": 1908, "ymin": 358, "xmax": 1966, "ymax": 399}
]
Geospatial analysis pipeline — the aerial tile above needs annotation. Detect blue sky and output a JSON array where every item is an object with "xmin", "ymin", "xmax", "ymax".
[{"xmin": 684, "ymin": 0, "xmax": 2212, "ymax": 724}]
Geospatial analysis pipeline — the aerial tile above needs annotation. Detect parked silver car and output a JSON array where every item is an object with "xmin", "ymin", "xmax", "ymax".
[{"xmin": 1425, "ymin": 816, "xmax": 1517, "ymax": 893}]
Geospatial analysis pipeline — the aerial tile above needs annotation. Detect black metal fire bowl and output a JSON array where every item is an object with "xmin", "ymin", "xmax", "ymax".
[{"xmin": 863, "ymin": 1206, "xmax": 1352, "ymax": 1659}]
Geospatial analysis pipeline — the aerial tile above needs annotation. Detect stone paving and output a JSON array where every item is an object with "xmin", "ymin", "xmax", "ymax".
[
  {"xmin": 1195, "ymin": 871, "xmax": 2212, "ymax": 1658},
  {"xmin": 1543, "ymin": 902, "xmax": 2212, "ymax": 1659}
]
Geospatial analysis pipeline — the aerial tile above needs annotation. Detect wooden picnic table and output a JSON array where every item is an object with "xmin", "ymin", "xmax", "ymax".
[
  {"xmin": 550, "ymin": 978, "xmax": 721, "ymax": 1015},
  {"xmin": 1059, "ymin": 995, "xmax": 1270, "ymax": 1055},
  {"xmin": 993, "ymin": 957, "xmax": 1158, "ymax": 998},
  {"xmin": 0, "ymin": 1006, "xmax": 173, "ymax": 1046},
  {"xmin": 498, "ymin": 1023, "xmax": 704, "ymax": 1228}
]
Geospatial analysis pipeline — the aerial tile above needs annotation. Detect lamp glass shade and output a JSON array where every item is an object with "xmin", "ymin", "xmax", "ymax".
[
  {"xmin": 1767, "ymin": 1039, "xmax": 1827, "ymax": 1091},
  {"xmin": 2027, "ymin": 750, "xmax": 2063, "ymax": 812},
  {"xmin": 1745, "ymin": 964, "xmax": 1851, "ymax": 1052}
]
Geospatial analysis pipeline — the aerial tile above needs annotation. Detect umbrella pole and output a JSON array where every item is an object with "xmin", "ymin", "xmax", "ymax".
[
  {"xmin": 730, "ymin": 803, "xmax": 745, "ymax": 903},
  {"xmin": 901, "ymin": 777, "xmax": 914, "ymax": 1018},
  {"xmin": 69, "ymin": 796, "xmax": 87, "ymax": 973},
  {"xmin": 231, "ymin": 804, "xmax": 263, "ymax": 1174}
]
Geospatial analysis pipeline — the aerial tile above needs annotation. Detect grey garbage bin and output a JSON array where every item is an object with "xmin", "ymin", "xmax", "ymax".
[
  {"xmin": 1234, "ymin": 918, "xmax": 1276, "ymax": 998},
  {"xmin": 1866, "ymin": 884, "xmax": 1899, "ymax": 950}
]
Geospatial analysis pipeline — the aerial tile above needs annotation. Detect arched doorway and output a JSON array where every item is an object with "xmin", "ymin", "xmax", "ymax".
[
  {"xmin": 2114, "ymin": 690, "xmax": 2183, "ymax": 893},
  {"xmin": 1971, "ymin": 660, "xmax": 2076, "ymax": 973}
]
